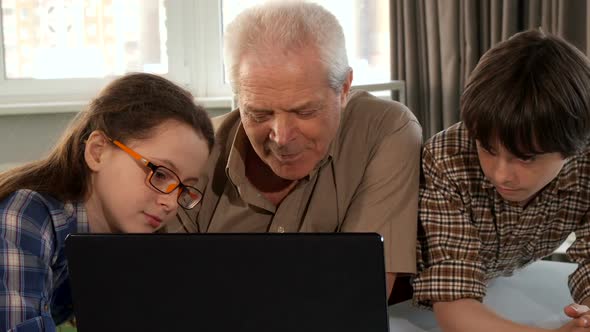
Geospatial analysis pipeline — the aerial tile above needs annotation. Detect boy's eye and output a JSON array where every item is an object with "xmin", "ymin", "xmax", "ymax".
[
  {"xmin": 476, "ymin": 141, "xmax": 496, "ymax": 155},
  {"xmin": 482, "ymin": 147, "xmax": 496, "ymax": 155},
  {"xmin": 518, "ymin": 156, "xmax": 537, "ymax": 163}
]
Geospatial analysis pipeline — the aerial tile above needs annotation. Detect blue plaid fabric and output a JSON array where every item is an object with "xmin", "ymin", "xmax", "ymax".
[{"xmin": 0, "ymin": 189, "xmax": 88, "ymax": 332}]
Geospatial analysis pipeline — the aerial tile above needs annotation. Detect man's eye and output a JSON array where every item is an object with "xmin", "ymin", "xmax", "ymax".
[
  {"xmin": 296, "ymin": 110, "xmax": 316, "ymax": 118},
  {"xmin": 249, "ymin": 113, "xmax": 271, "ymax": 122}
]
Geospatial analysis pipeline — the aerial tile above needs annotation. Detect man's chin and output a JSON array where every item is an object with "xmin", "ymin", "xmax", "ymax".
[{"xmin": 270, "ymin": 164, "xmax": 312, "ymax": 181}]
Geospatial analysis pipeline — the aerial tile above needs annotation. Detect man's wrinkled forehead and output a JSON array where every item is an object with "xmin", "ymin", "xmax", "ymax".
[
  {"xmin": 237, "ymin": 45, "xmax": 323, "ymax": 75},
  {"xmin": 236, "ymin": 49, "xmax": 330, "ymax": 93}
]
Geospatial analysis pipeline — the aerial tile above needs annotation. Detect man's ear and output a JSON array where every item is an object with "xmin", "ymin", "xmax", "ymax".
[
  {"xmin": 84, "ymin": 131, "xmax": 110, "ymax": 172},
  {"xmin": 339, "ymin": 69, "xmax": 353, "ymax": 108}
]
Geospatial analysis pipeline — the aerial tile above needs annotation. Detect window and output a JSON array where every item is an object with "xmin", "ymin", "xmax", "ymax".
[
  {"xmin": 3, "ymin": 0, "xmax": 168, "ymax": 79},
  {"xmin": 0, "ymin": 0, "xmax": 390, "ymax": 112},
  {"xmin": 0, "ymin": 0, "xmax": 186, "ymax": 108}
]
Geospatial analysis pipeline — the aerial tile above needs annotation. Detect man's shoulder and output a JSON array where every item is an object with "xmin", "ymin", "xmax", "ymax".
[
  {"xmin": 331, "ymin": 90, "xmax": 422, "ymax": 178},
  {"xmin": 211, "ymin": 110, "xmax": 240, "ymax": 133},
  {"xmin": 335, "ymin": 90, "xmax": 422, "ymax": 164},
  {"xmin": 345, "ymin": 89, "xmax": 420, "ymax": 134},
  {"xmin": 209, "ymin": 110, "xmax": 242, "ymax": 155}
]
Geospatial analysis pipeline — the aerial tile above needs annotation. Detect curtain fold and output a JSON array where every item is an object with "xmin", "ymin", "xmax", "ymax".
[{"xmin": 391, "ymin": 0, "xmax": 590, "ymax": 138}]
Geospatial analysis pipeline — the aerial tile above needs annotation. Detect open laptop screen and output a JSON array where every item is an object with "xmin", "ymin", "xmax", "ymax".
[{"xmin": 65, "ymin": 233, "xmax": 389, "ymax": 332}]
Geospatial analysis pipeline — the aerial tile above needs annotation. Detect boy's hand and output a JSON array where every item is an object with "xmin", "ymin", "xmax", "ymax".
[
  {"xmin": 564, "ymin": 304, "xmax": 590, "ymax": 320},
  {"xmin": 555, "ymin": 319, "xmax": 590, "ymax": 332},
  {"xmin": 555, "ymin": 304, "xmax": 590, "ymax": 331}
]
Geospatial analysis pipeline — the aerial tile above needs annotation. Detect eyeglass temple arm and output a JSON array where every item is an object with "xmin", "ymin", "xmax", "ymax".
[{"xmin": 112, "ymin": 140, "xmax": 150, "ymax": 166}]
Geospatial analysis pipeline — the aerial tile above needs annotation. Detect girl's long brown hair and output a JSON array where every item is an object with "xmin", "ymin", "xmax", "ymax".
[{"xmin": 0, "ymin": 73, "xmax": 214, "ymax": 202}]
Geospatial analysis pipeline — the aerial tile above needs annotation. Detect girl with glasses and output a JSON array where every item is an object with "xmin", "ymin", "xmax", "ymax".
[{"xmin": 0, "ymin": 73, "xmax": 214, "ymax": 331}]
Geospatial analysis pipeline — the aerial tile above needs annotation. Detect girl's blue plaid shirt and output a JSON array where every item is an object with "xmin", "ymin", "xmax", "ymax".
[{"xmin": 0, "ymin": 189, "xmax": 88, "ymax": 332}]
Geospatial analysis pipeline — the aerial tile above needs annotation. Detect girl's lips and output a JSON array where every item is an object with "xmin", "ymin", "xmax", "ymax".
[{"xmin": 144, "ymin": 213, "xmax": 162, "ymax": 228}]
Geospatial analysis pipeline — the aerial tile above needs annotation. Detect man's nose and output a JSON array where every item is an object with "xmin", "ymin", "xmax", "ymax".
[{"xmin": 269, "ymin": 115, "xmax": 295, "ymax": 145}]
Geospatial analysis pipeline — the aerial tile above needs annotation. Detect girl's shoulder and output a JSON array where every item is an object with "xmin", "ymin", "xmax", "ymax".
[
  {"xmin": 1, "ymin": 189, "xmax": 63, "ymax": 217},
  {"xmin": 0, "ymin": 189, "xmax": 81, "ymax": 233},
  {"xmin": 0, "ymin": 189, "xmax": 84, "ymax": 259}
]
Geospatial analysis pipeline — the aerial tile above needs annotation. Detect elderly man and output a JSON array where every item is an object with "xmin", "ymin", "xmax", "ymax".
[{"xmin": 169, "ymin": 1, "xmax": 421, "ymax": 298}]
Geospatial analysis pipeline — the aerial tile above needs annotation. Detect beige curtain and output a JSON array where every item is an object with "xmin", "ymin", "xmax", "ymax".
[{"xmin": 391, "ymin": 0, "xmax": 590, "ymax": 138}]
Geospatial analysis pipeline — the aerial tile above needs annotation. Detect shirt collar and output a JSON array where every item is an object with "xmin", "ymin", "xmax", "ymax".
[
  {"xmin": 309, "ymin": 138, "xmax": 336, "ymax": 179},
  {"xmin": 74, "ymin": 201, "xmax": 90, "ymax": 233},
  {"xmin": 553, "ymin": 155, "xmax": 581, "ymax": 193},
  {"xmin": 310, "ymin": 100, "xmax": 348, "ymax": 176},
  {"xmin": 225, "ymin": 123, "xmax": 249, "ymax": 188}
]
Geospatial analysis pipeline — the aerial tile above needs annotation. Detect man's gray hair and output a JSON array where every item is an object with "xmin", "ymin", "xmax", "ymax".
[{"xmin": 224, "ymin": 1, "xmax": 350, "ymax": 93}]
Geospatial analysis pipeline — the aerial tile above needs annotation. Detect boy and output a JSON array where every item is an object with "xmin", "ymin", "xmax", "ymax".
[{"xmin": 414, "ymin": 29, "xmax": 590, "ymax": 332}]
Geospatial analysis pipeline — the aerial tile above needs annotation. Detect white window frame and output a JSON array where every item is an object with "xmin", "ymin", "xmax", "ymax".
[
  {"xmin": 0, "ymin": 0, "xmax": 235, "ymax": 115},
  {"xmin": 184, "ymin": 0, "xmax": 233, "ymax": 101},
  {"xmin": 0, "ymin": 0, "xmax": 397, "ymax": 115}
]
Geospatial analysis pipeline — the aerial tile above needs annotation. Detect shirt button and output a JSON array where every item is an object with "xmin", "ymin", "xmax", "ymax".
[{"xmin": 277, "ymin": 226, "xmax": 285, "ymax": 233}]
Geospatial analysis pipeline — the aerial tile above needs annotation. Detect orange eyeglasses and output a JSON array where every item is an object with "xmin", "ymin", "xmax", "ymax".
[{"xmin": 108, "ymin": 138, "xmax": 203, "ymax": 209}]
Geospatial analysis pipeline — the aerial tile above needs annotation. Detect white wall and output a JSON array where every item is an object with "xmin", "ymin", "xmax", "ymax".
[
  {"xmin": 0, "ymin": 113, "xmax": 74, "ymax": 171},
  {"xmin": 0, "ymin": 108, "xmax": 229, "ymax": 172}
]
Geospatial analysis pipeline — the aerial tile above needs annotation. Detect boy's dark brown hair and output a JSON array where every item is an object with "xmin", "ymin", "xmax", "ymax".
[
  {"xmin": 461, "ymin": 29, "xmax": 590, "ymax": 159},
  {"xmin": 0, "ymin": 73, "xmax": 215, "ymax": 202}
]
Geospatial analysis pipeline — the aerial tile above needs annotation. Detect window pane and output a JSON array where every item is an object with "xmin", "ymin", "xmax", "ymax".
[
  {"xmin": 221, "ymin": 0, "xmax": 390, "ymax": 85},
  {"xmin": 1, "ymin": 0, "xmax": 168, "ymax": 79}
]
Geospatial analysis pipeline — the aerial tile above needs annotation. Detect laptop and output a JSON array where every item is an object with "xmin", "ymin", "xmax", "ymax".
[{"xmin": 65, "ymin": 233, "xmax": 390, "ymax": 332}]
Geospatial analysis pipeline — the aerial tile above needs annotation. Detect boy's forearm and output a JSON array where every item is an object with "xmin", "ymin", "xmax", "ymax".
[{"xmin": 434, "ymin": 298, "xmax": 550, "ymax": 332}]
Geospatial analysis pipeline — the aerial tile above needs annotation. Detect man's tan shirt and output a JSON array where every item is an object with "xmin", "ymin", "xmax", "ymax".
[{"xmin": 170, "ymin": 90, "xmax": 422, "ymax": 274}]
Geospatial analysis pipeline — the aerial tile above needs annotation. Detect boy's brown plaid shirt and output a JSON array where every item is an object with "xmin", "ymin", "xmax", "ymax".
[{"xmin": 413, "ymin": 122, "xmax": 590, "ymax": 308}]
